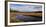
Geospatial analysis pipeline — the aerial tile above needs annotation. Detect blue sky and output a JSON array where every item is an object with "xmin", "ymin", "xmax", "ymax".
[{"xmin": 10, "ymin": 4, "xmax": 42, "ymax": 12}]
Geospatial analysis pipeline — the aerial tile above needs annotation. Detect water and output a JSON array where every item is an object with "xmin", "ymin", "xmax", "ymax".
[{"xmin": 16, "ymin": 15, "xmax": 42, "ymax": 22}]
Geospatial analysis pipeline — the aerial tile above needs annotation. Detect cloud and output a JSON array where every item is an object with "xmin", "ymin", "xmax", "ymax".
[{"xmin": 10, "ymin": 4, "xmax": 42, "ymax": 12}]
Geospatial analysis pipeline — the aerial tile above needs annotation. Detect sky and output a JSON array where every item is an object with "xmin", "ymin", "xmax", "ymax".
[{"xmin": 10, "ymin": 4, "xmax": 42, "ymax": 12}]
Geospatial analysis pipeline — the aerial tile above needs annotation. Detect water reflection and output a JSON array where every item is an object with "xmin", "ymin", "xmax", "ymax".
[{"xmin": 16, "ymin": 14, "xmax": 42, "ymax": 22}]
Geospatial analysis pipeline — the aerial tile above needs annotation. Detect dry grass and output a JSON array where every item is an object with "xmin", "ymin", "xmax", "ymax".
[{"xmin": 10, "ymin": 12, "xmax": 42, "ymax": 23}]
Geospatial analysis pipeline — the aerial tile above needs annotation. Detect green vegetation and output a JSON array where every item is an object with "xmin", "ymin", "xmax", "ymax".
[
  {"xmin": 10, "ymin": 8, "xmax": 18, "ymax": 12},
  {"xmin": 16, "ymin": 19, "xmax": 24, "ymax": 22}
]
